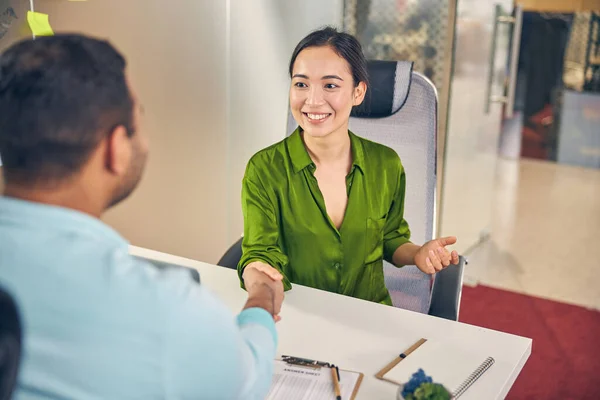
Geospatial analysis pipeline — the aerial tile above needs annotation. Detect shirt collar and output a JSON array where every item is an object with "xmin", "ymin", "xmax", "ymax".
[
  {"xmin": 287, "ymin": 127, "xmax": 366, "ymax": 174},
  {"xmin": 349, "ymin": 130, "xmax": 366, "ymax": 174}
]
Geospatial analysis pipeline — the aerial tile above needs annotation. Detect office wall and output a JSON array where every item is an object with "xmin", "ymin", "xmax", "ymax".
[
  {"xmin": 33, "ymin": 0, "xmax": 229, "ymax": 262},
  {"xmin": 1, "ymin": 0, "xmax": 342, "ymax": 262}
]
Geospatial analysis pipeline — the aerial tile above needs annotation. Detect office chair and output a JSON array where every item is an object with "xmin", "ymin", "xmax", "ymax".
[
  {"xmin": 220, "ymin": 60, "xmax": 465, "ymax": 321},
  {"xmin": 0, "ymin": 286, "xmax": 22, "ymax": 400}
]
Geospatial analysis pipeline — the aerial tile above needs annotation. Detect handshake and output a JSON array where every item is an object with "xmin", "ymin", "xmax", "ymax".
[{"xmin": 242, "ymin": 262, "xmax": 286, "ymax": 322}]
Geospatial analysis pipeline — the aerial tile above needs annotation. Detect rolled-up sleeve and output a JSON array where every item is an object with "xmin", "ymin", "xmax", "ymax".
[
  {"xmin": 234, "ymin": 308, "xmax": 278, "ymax": 399},
  {"xmin": 164, "ymin": 280, "xmax": 277, "ymax": 400},
  {"xmin": 383, "ymin": 160, "xmax": 412, "ymax": 264},
  {"xmin": 237, "ymin": 307, "xmax": 277, "ymax": 344},
  {"xmin": 238, "ymin": 160, "xmax": 292, "ymax": 290}
]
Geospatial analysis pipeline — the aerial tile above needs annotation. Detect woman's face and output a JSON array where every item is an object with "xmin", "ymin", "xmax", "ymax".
[{"xmin": 290, "ymin": 46, "xmax": 366, "ymax": 139}]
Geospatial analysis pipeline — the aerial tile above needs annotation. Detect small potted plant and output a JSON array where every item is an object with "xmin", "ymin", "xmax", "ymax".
[{"xmin": 397, "ymin": 369, "xmax": 452, "ymax": 400}]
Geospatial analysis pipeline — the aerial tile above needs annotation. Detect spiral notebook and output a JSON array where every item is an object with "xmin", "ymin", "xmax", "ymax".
[{"xmin": 376, "ymin": 339, "xmax": 495, "ymax": 399}]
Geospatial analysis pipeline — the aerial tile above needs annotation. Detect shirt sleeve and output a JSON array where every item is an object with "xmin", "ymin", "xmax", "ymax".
[
  {"xmin": 162, "ymin": 273, "xmax": 277, "ymax": 400},
  {"xmin": 383, "ymin": 159, "xmax": 412, "ymax": 264},
  {"xmin": 238, "ymin": 159, "xmax": 292, "ymax": 290}
]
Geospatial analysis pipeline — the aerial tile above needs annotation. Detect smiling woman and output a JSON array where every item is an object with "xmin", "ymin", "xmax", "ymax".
[
  {"xmin": 288, "ymin": 27, "xmax": 368, "ymax": 141},
  {"xmin": 237, "ymin": 27, "xmax": 459, "ymax": 305}
]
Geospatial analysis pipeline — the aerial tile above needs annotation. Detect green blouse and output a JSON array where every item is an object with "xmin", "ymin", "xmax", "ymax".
[{"xmin": 238, "ymin": 128, "xmax": 411, "ymax": 305}]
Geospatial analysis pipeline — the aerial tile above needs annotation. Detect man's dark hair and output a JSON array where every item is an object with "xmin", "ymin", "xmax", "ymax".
[{"xmin": 0, "ymin": 34, "xmax": 134, "ymax": 183}]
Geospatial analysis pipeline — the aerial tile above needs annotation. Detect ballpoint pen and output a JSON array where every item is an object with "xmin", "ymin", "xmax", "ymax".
[{"xmin": 331, "ymin": 365, "xmax": 342, "ymax": 400}]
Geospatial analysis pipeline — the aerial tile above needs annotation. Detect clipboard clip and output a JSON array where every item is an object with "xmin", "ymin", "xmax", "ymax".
[{"xmin": 281, "ymin": 355, "xmax": 332, "ymax": 369}]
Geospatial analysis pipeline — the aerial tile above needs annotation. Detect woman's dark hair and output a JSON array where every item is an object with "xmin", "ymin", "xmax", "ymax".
[{"xmin": 289, "ymin": 27, "xmax": 369, "ymax": 88}]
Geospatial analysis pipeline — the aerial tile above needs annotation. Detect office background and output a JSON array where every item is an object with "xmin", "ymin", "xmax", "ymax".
[{"xmin": 1, "ymin": 1, "xmax": 599, "ymax": 397}]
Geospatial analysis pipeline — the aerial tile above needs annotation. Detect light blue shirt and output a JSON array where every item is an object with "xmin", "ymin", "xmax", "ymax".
[{"xmin": 0, "ymin": 196, "xmax": 277, "ymax": 399}]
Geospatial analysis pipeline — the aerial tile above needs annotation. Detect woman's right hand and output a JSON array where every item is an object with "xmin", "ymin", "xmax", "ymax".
[
  {"xmin": 243, "ymin": 262, "xmax": 285, "ymax": 321},
  {"xmin": 243, "ymin": 262, "xmax": 284, "ymax": 282}
]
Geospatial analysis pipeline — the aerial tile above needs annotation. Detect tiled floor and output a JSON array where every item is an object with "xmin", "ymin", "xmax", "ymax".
[{"xmin": 463, "ymin": 157, "xmax": 600, "ymax": 311}]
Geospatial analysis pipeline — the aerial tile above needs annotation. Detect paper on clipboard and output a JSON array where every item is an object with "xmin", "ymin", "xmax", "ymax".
[{"xmin": 266, "ymin": 360, "xmax": 363, "ymax": 400}]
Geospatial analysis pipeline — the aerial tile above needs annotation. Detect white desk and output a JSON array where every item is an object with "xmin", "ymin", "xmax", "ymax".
[{"xmin": 130, "ymin": 246, "xmax": 531, "ymax": 400}]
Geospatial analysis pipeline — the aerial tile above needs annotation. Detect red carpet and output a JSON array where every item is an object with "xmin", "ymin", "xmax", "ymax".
[{"xmin": 459, "ymin": 285, "xmax": 600, "ymax": 400}]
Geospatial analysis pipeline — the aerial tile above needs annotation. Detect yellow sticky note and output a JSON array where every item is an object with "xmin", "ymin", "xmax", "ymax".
[{"xmin": 27, "ymin": 11, "xmax": 54, "ymax": 37}]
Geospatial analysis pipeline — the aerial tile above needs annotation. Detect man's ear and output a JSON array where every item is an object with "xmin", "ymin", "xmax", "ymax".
[
  {"xmin": 353, "ymin": 81, "xmax": 367, "ymax": 106},
  {"xmin": 105, "ymin": 125, "xmax": 131, "ymax": 176}
]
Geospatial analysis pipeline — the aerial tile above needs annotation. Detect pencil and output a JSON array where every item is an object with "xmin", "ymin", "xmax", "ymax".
[
  {"xmin": 331, "ymin": 365, "xmax": 342, "ymax": 400},
  {"xmin": 400, "ymin": 338, "xmax": 427, "ymax": 359}
]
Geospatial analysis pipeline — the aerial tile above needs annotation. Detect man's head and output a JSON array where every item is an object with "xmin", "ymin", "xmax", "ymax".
[{"xmin": 0, "ymin": 34, "xmax": 148, "ymax": 212}]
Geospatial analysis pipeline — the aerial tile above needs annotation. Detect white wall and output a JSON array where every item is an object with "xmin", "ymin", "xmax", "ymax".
[{"xmin": 35, "ymin": 0, "xmax": 230, "ymax": 262}]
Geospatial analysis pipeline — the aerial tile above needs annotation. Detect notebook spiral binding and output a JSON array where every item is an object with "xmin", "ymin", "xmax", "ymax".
[{"xmin": 451, "ymin": 357, "xmax": 495, "ymax": 399}]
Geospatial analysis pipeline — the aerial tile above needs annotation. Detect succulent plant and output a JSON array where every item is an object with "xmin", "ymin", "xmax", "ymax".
[{"xmin": 401, "ymin": 369, "xmax": 451, "ymax": 400}]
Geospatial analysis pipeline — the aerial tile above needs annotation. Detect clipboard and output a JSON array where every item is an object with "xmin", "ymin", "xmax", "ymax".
[
  {"xmin": 267, "ymin": 356, "xmax": 364, "ymax": 400},
  {"xmin": 346, "ymin": 369, "xmax": 364, "ymax": 400},
  {"xmin": 334, "ymin": 366, "xmax": 363, "ymax": 400}
]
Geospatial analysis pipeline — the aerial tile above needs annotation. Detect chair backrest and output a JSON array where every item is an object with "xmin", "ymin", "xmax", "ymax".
[
  {"xmin": 286, "ymin": 60, "xmax": 437, "ymax": 313},
  {"xmin": 0, "ymin": 286, "xmax": 22, "ymax": 400}
]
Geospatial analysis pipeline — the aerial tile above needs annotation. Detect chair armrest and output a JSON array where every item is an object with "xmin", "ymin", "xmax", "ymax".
[
  {"xmin": 427, "ymin": 256, "xmax": 466, "ymax": 321},
  {"xmin": 217, "ymin": 238, "xmax": 243, "ymax": 270}
]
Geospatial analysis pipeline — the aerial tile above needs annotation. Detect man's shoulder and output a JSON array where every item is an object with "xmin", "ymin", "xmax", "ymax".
[{"xmin": 113, "ymin": 254, "xmax": 210, "ymax": 307}]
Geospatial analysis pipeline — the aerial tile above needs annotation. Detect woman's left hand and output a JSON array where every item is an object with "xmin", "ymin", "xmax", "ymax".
[{"xmin": 414, "ymin": 236, "xmax": 460, "ymax": 275}]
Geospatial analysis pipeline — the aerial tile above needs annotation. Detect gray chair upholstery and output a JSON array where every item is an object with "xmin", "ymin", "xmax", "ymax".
[{"xmin": 429, "ymin": 256, "xmax": 466, "ymax": 320}]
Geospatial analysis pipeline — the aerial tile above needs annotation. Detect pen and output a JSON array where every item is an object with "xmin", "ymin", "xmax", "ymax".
[
  {"xmin": 331, "ymin": 364, "xmax": 341, "ymax": 400},
  {"xmin": 399, "ymin": 338, "xmax": 427, "ymax": 359},
  {"xmin": 375, "ymin": 338, "xmax": 427, "ymax": 380}
]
